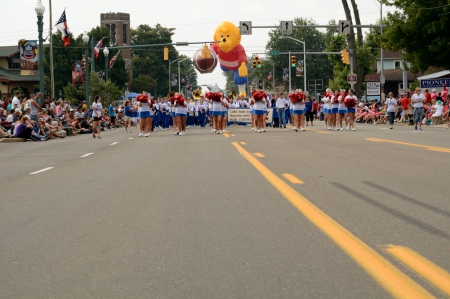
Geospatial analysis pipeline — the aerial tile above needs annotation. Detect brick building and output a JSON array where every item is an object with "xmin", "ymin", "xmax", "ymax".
[{"xmin": 100, "ymin": 12, "xmax": 132, "ymax": 86}]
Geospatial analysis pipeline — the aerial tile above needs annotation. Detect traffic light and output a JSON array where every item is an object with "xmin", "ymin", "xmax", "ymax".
[
  {"xmin": 257, "ymin": 57, "xmax": 262, "ymax": 68},
  {"xmin": 82, "ymin": 56, "xmax": 86, "ymax": 71},
  {"xmin": 164, "ymin": 46, "xmax": 169, "ymax": 61},
  {"xmin": 252, "ymin": 56, "xmax": 257, "ymax": 68},
  {"xmin": 291, "ymin": 55, "xmax": 296, "ymax": 67},
  {"xmin": 341, "ymin": 49, "xmax": 350, "ymax": 65}
]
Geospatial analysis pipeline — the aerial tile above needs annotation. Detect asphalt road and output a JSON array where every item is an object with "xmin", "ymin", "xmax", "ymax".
[{"xmin": 1, "ymin": 122, "xmax": 449, "ymax": 299}]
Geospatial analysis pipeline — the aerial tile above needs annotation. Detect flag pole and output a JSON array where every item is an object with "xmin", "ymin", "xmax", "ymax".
[{"xmin": 49, "ymin": 0, "xmax": 55, "ymax": 99}]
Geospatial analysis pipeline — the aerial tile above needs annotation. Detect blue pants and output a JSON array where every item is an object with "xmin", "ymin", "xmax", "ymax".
[
  {"xmin": 278, "ymin": 108, "xmax": 286, "ymax": 126},
  {"xmin": 285, "ymin": 109, "xmax": 291, "ymax": 124},
  {"xmin": 388, "ymin": 112, "xmax": 395, "ymax": 125},
  {"xmin": 220, "ymin": 65, "xmax": 248, "ymax": 85},
  {"xmin": 198, "ymin": 111, "xmax": 206, "ymax": 127}
]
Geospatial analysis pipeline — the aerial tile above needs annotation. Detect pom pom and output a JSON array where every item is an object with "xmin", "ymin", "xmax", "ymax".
[
  {"xmin": 344, "ymin": 96, "xmax": 356, "ymax": 108},
  {"xmin": 251, "ymin": 90, "xmax": 267, "ymax": 101},
  {"xmin": 205, "ymin": 91, "xmax": 222, "ymax": 102},
  {"xmin": 136, "ymin": 94, "xmax": 149, "ymax": 103}
]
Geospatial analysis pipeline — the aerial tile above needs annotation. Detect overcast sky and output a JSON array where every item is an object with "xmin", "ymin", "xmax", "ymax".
[{"xmin": 1, "ymin": 0, "xmax": 395, "ymax": 92}]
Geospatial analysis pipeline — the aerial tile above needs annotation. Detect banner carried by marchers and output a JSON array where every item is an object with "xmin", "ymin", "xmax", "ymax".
[
  {"xmin": 19, "ymin": 40, "xmax": 38, "ymax": 75},
  {"xmin": 227, "ymin": 108, "xmax": 273, "ymax": 124}
]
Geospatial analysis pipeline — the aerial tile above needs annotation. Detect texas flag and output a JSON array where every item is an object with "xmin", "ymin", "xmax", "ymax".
[
  {"xmin": 55, "ymin": 10, "xmax": 70, "ymax": 47},
  {"xmin": 94, "ymin": 38, "xmax": 104, "ymax": 59}
]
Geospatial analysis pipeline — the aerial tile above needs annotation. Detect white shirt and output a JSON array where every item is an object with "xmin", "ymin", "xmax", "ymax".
[
  {"xmin": 6, "ymin": 114, "xmax": 14, "ymax": 122},
  {"xmin": 331, "ymin": 95, "xmax": 339, "ymax": 107},
  {"xmin": 276, "ymin": 97, "xmax": 287, "ymax": 108},
  {"xmin": 92, "ymin": 102, "xmax": 102, "ymax": 117},
  {"xmin": 338, "ymin": 95, "xmax": 346, "ymax": 111},
  {"xmin": 411, "ymin": 93, "xmax": 424, "ymax": 108},
  {"xmin": 386, "ymin": 98, "xmax": 397, "ymax": 112},
  {"xmin": 434, "ymin": 105, "xmax": 444, "ymax": 116},
  {"xmin": 11, "ymin": 97, "xmax": 20, "ymax": 109}
]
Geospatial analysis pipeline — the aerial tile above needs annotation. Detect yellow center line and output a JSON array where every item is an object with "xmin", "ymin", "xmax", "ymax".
[
  {"xmin": 366, "ymin": 138, "xmax": 450, "ymax": 153},
  {"xmin": 231, "ymin": 141, "xmax": 434, "ymax": 299},
  {"xmin": 282, "ymin": 174, "xmax": 304, "ymax": 184},
  {"xmin": 231, "ymin": 134, "xmax": 235, "ymax": 136},
  {"xmin": 384, "ymin": 245, "xmax": 450, "ymax": 296},
  {"xmin": 253, "ymin": 152, "xmax": 265, "ymax": 157},
  {"xmin": 305, "ymin": 128, "xmax": 332, "ymax": 134},
  {"xmin": 240, "ymin": 142, "xmax": 247, "ymax": 145},
  {"xmin": 223, "ymin": 133, "xmax": 230, "ymax": 138}
]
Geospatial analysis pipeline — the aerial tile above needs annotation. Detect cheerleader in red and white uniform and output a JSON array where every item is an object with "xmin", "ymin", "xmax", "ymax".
[
  {"xmin": 337, "ymin": 89, "xmax": 348, "ymax": 131},
  {"xmin": 252, "ymin": 91, "xmax": 267, "ymax": 133},
  {"xmin": 345, "ymin": 89, "xmax": 358, "ymax": 131},
  {"xmin": 222, "ymin": 96, "xmax": 229, "ymax": 133}
]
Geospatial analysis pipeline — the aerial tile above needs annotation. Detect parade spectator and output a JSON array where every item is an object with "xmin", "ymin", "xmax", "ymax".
[
  {"xmin": 29, "ymin": 94, "xmax": 40, "ymax": 124},
  {"xmin": 305, "ymin": 96, "xmax": 314, "ymax": 126},
  {"xmin": 400, "ymin": 93, "xmax": 410, "ymax": 123},
  {"xmin": 109, "ymin": 101, "xmax": 116, "ymax": 128},
  {"xmin": 14, "ymin": 115, "xmax": 33, "ymax": 138},
  {"xmin": 424, "ymin": 88, "xmax": 431, "ymax": 104},
  {"xmin": 276, "ymin": 92, "xmax": 287, "ymax": 128},
  {"xmin": 411, "ymin": 87, "xmax": 425, "ymax": 131},
  {"xmin": 385, "ymin": 92, "xmax": 397, "ymax": 129},
  {"xmin": 11, "ymin": 91, "xmax": 21, "ymax": 109}
]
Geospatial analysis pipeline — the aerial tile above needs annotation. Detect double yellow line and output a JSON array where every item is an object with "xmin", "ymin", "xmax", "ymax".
[
  {"xmin": 367, "ymin": 138, "xmax": 450, "ymax": 153},
  {"xmin": 232, "ymin": 142, "xmax": 450, "ymax": 298}
]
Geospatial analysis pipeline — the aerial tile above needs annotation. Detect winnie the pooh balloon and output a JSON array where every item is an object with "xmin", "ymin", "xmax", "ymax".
[{"xmin": 210, "ymin": 21, "xmax": 248, "ymax": 97}]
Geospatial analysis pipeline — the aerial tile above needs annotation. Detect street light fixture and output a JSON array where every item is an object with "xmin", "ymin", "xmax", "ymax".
[
  {"xmin": 168, "ymin": 57, "xmax": 187, "ymax": 93},
  {"xmin": 178, "ymin": 57, "xmax": 190, "ymax": 94},
  {"xmin": 280, "ymin": 36, "xmax": 306, "ymax": 93},
  {"xmin": 35, "ymin": 0, "xmax": 45, "ymax": 102},
  {"xmin": 103, "ymin": 47, "xmax": 109, "ymax": 82},
  {"xmin": 82, "ymin": 32, "xmax": 90, "ymax": 107}
]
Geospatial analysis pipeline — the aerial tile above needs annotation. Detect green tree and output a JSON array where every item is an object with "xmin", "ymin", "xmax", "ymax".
[
  {"xmin": 382, "ymin": 0, "xmax": 450, "ymax": 71},
  {"xmin": 133, "ymin": 74, "xmax": 157, "ymax": 94},
  {"xmin": 131, "ymin": 24, "xmax": 178, "ymax": 96},
  {"xmin": 265, "ymin": 17, "xmax": 334, "ymax": 92},
  {"xmin": 43, "ymin": 31, "xmax": 83, "ymax": 98},
  {"xmin": 88, "ymin": 26, "xmax": 129, "ymax": 89}
]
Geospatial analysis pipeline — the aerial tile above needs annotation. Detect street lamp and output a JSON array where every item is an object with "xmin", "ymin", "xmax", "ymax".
[
  {"xmin": 103, "ymin": 47, "xmax": 109, "ymax": 82},
  {"xmin": 82, "ymin": 32, "xmax": 90, "ymax": 107},
  {"xmin": 280, "ymin": 36, "xmax": 306, "ymax": 93},
  {"xmin": 178, "ymin": 57, "xmax": 190, "ymax": 94},
  {"xmin": 169, "ymin": 58, "xmax": 186, "ymax": 93},
  {"xmin": 35, "ymin": 0, "xmax": 45, "ymax": 102}
]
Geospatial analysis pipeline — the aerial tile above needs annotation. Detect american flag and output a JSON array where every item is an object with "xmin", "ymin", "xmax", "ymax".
[
  {"xmin": 94, "ymin": 38, "xmax": 104, "ymax": 59},
  {"xmin": 55, "ymin": 10, "xmax": 70, "ymax": 47},
  {"xmin": 109, "ymin": 50, "xmax": 121, "ymax": 69}
]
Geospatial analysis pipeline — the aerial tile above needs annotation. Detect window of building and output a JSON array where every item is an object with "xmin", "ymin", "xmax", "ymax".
[
  {"xmin": 394, "ymin": 60, "xmax": 401, "ymax": 69},
  {"xmin": 8, "ymin": 60, "xmax": 20, "ymax": 69},
  {"xmin": 399, "ymin": 83, "xmax": 413, "ymax": 91},
  {"xmin": 123, "ymin": 24, "xmax": 128, "ymax": 44}
]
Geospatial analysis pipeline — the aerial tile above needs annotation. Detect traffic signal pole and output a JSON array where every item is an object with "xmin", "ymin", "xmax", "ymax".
[{"xmin": 288, "ymin": 51, "xmax": 291, "ymax": 92}]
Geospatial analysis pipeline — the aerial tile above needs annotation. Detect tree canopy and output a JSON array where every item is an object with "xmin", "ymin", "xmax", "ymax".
[{"xmin": 382, "ymin": 0, "xmax": 450, "ymax": 71}]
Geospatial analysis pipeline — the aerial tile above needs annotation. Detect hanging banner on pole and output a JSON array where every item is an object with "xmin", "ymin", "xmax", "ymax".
[
  {"xmin": 180, "ymin": 75, "xmax": 186, "ymax": 87},
  {"xmin": 282, "ymin": 68, "xmax": 289, "ymax": 82},
  {"xmin": 19, "ymin": 40, "xmax": 38, "ymax": 75},
  {"xmin": 171, "ymin": 73, "xmax": 178, "ymax": 86},
  {"xmin": 296, "ymin": 60, "xmax": 304, "ymax": 77},
  {"xmin": 72, "ymin": 60, "xmax": 85, "ymax": 86}
]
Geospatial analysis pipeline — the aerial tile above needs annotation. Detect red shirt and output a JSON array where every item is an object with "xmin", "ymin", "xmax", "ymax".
[
  {"xmin": 401, "ymin": 97, "xmax": 410, "ymax": 110},
  {"xmin": 312, "ymin": 102, "xmax": 318, "ymax": 110},
  {"xmin": 210, "ymin": 43, "xmax": 247, "ymax": 71},
  {"xmin": 424, "ymin": 92, "xmax": 431, "ymax": 104}
]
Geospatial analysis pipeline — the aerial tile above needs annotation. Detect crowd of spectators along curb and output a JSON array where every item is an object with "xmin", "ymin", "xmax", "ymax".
[
  {"xmin": 0, "ymin": 92, "xmax": 121, "ymax": 141},
  {"xmin": 348, "ymin": 87, "xmax": 450, "ymax": 127}
]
